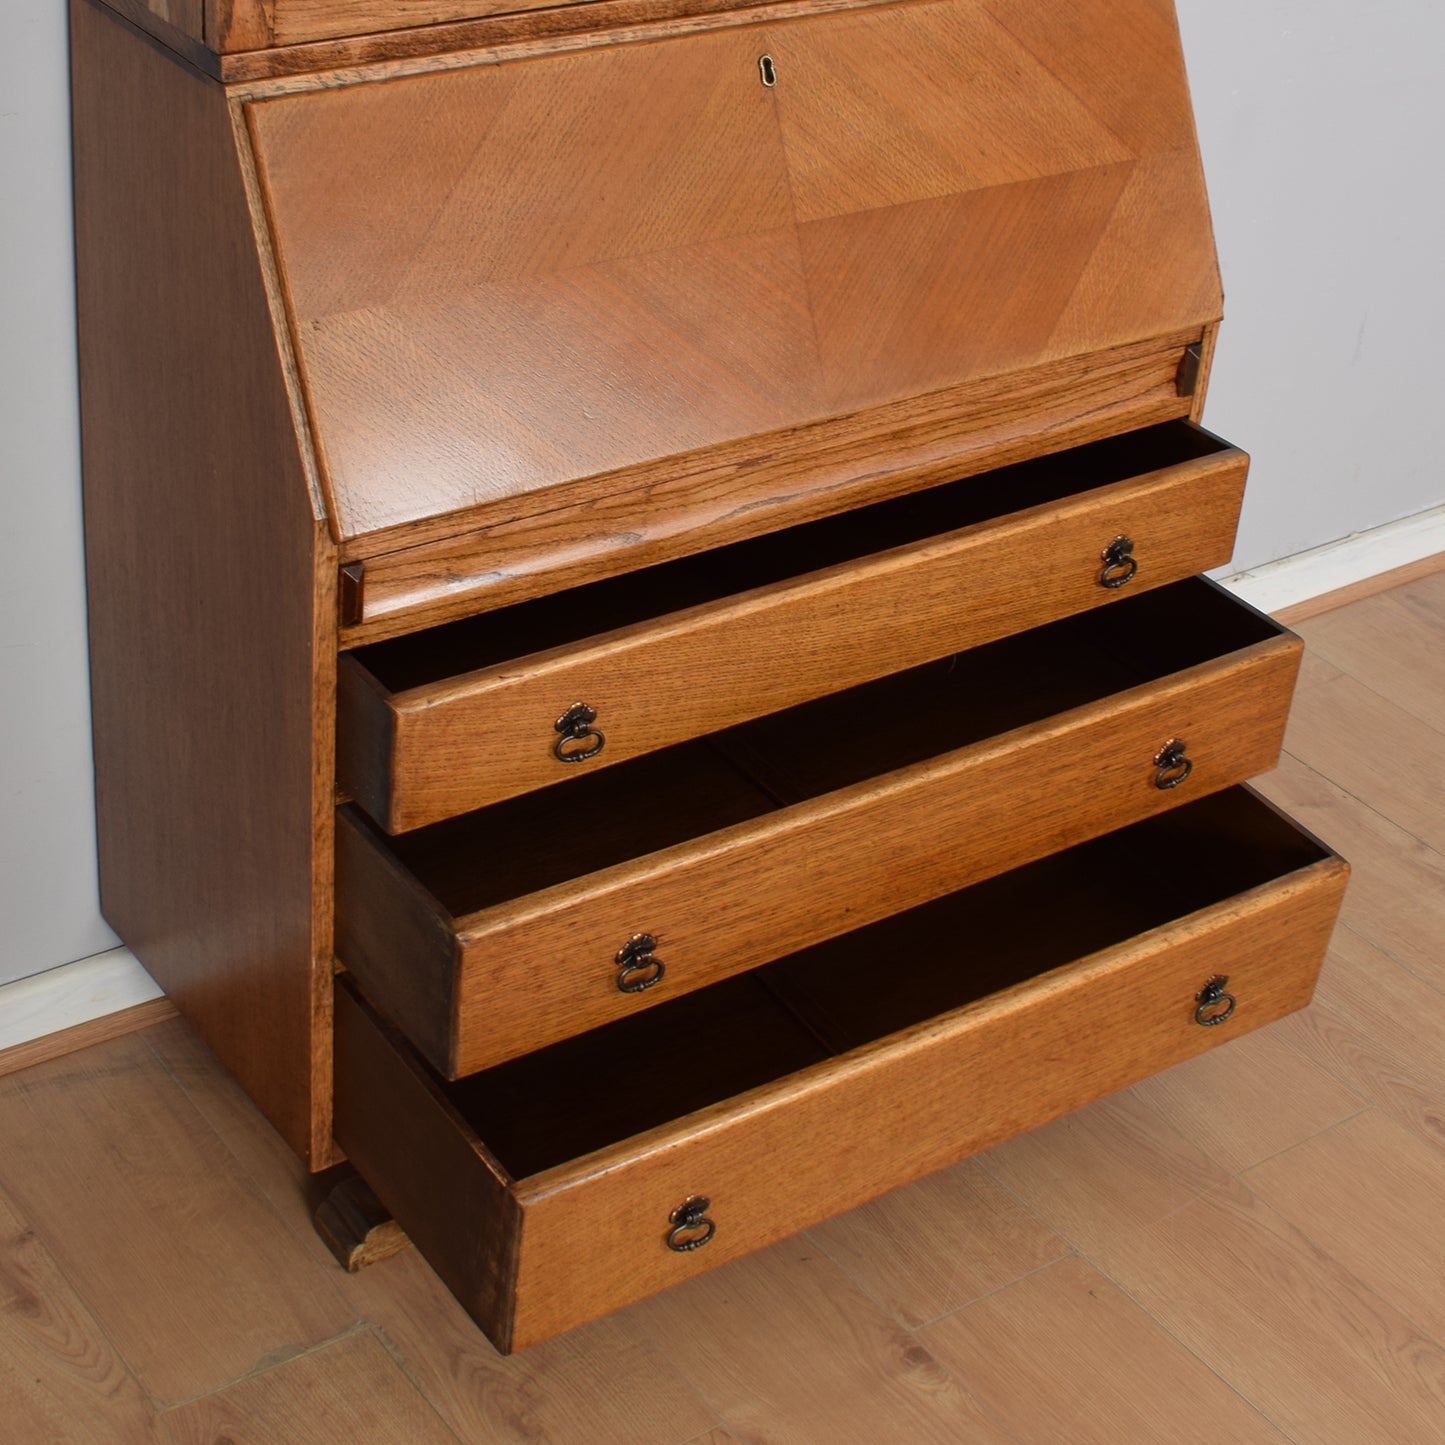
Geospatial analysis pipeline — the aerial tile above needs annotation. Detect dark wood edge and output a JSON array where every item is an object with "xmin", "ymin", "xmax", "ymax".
[
  {"xmin": 310, "ymin": 1163, "xmax": 411, "ymax": 1271},
  {"xmin": 334, "ymin": 807, "xmax": 463, "ymax": 1073},
  {"xmin": 220, "ymin": 0, "xmax": 895, "ymax": 84},
  {"xmin": 336, "ymin": 654, "xmax": 398, "ymax": 830},
  {"xmin": 333, "ymin": 976, "xmax": 521, "ymax": 1349},
  {"xmin": 85, "ymin": 0, "xmax": 222, "ymax": 76}
]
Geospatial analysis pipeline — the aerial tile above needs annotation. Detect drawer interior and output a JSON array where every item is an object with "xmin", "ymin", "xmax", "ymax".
[
  {"xmin": 348, "ymin": 421, "xmax": 1233, "ymax": 688},
  {"xmin": 363, "ymin": 577, "xmax": 1286, "ymax": 916},
  {"xmin": 410, "ymin": 787, "xmax": 1332, "ymax": 1180}
]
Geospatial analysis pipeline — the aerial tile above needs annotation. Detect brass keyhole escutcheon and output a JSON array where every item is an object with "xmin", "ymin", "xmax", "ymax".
[{"xmin": 759, "ymin": 54, "xmax": 777, "ymax": 87}]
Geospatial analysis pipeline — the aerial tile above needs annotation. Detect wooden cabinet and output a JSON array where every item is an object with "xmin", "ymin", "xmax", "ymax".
[{"xmin": 72, "ymin": 0, "xmax": 1347, "ymax": 1352}]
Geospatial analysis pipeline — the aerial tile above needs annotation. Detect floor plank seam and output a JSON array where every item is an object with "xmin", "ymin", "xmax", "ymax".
[
  {"xmin": 1331, "ymin": 919, "xmax": 1445, "ymax": 1005},
  {"xmin": 1057, "ymin": 1233, "xmax": 1310, "ymax": 1445},
  {"xmin": 906, "ymin": 1250, "xmax": 1081, "ymax": 1334},
  {"xmin": 361, "ymin": 1321, "xmax": 473, "ymax": 1445},
  {"xmin": 1279, "ymin": 748, "xmax": 1445, "ymax": 859},
  {"xmin": 1153, "ymin": 1173, "xmax": 1445, "ymax": 1365},
  {"xmin": 137, "ymin": 1023, "xmax": 342, "ymax": 1263},
  {"xmin": 618, "ymin": 1306, "xmax": 754, "ymax": 1443},
  {"xmin": 796, "ymin": 1217, "xmax": 1064, "ymax": 1333},
  {"xmin": 147, "ymin": 1318, "xmax": 377, "ymax": 1416},
  {"xmin": 359, "ymin": 1314, "xmax": 479, "ymax": 1442}
]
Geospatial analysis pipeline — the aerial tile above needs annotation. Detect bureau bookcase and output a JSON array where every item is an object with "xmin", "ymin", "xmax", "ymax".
[{"xmin": 73, "ymin": 0, "xmax": 1348, "ymax": 1351}]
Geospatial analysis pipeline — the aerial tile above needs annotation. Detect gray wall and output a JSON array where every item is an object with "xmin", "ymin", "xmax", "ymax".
[
  {"xmin": 3, "ymin": 1, "xmax": 1442, "ymax": 987},
  {"xmin": 1177, "ymin": 0, "xmax": 1445, "ymax": 564},
  {"xmin": 2, "ymin": 0, "xmax": 120, "ymax": 986}
]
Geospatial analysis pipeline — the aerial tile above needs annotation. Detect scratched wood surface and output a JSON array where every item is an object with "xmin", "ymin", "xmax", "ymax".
[
  {"xmin": 4, "ymin": 563, "xmax": 1441, "ymax": 1436},
  {"xmin": 246, "ymin": 0, "xmax": 1221, "ymax": 548}
]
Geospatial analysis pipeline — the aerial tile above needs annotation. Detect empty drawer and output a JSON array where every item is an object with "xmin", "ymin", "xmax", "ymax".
[
  {"xmin": 333, "ymin": 787, "xmax": 1348, "ymax": 1352},
  {"xmin": 338, "ymin": 421, "xmax": 1247, "ymax": 830},
  {"xmin": 335, "ymin": 578, "xmax": 1301, "ymax": 1078}
]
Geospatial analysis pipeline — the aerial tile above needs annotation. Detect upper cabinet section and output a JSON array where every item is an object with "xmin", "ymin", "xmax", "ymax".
[{"xmin": 245, "ymin": 0, "xmax": 1221, "ymax": 545}]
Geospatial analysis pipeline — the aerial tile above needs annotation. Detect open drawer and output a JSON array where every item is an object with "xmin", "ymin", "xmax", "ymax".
[
  {"xmin": 334, "ymin": 786, "xmax": 1349, "ymax": 1353},
  {"xmin": 338, "ymin": 422, "xmax": 1246, "ymax": 831},
  {"xmin": 335, "ymin": 579, "xmax": 1301, "ymax": 1078}
]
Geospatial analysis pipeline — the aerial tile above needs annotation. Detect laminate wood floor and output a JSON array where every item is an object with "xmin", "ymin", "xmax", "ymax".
[{"xmin": 4, "ymin": 567, "xmax": 1443, "ymax": 1444}]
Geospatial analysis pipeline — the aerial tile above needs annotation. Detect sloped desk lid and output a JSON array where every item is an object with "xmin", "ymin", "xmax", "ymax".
[{"xmin": 247, "ymin": 0, "xmax": 1222, "ymax": 546}]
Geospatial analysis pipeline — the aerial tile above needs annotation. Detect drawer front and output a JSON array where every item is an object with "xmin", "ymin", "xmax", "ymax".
[
  {"xmin": 506, "ymin": 855, "xmax": 1346, "ymax": 1349},
  {"xmin": 336, "ymin": 624, "xmax": 1301, "ymax": 1079},
  {"xmin": 332, "ymin": 801, "xmax": 1349, "ymax": 1353},
  {"xmin": 340, "ymin": 442, "xmax": 1246, "ymax": 831}
]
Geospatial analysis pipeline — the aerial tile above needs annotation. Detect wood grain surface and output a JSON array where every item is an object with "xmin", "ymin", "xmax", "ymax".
[
  {"xmin": 221, "ymin": 0, "xmax": 929, "ymax": 81},
  {"xmin": 919, "ymin": 1255, "xmax": 1294, "ymax": 1444},
  {"xmin": 506, "ymin": 843, "xmax": 1344, "ymax": 1346},
  {"xmin": 0, "ymin": 1192, "xmax": 159, "ymax": 1444},
  {"xmin": 340, "ymin": 429, "xmax": 1247, "ymax": 829},
  {"xmin": 0, "ymin": 999, "xmax": 178, "ymax": 1081},
  {"xmin": 333, "ymin": 980, "xmax": 523, "ymax": 1349},
  {"xmin": 330, "ymin": 795, "xmax": 1345, "ymax": 1350},
  {"xmin": 336, "ymin": 593, "xmax": 1301, "ymax": 1078},
  {"xmin": 343, "ymin": 333, "xmax": 1199, "ymax": 641},
  {"xmin": 245, "ymin": 0, "xmax": 1220, "ymax": 556},
  {"xmin": 155, "ymin": 1331, "xmax": 460, "ymax": 1444},
  {"xmin": 71, "ymin": 0, "xmax": 334, "ymax": 1164},
  {"xmin": 7, "ymin": 568, "xmax": 1438, "ymax": 1434},
  {"xmin": 0, "ymin": 1032, "xmax": 356, "ymax": 1404}
]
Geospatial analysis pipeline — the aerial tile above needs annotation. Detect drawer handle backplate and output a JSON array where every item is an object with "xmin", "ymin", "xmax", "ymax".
[
  {"xmin": 667, "ymin": 1196, "xmax": 716, "ymax": 1252},
  {"xmin": 1195, "ymin": 974, "xmax": 1237, "ymax": 1026},
  {"xmin": 1099, "ymin": 534, "xmax": 1138, "ymax": 589},
  {"xmin": 1153, "ymin": 737, "xmax": 1192, "ymax": 790},
  {"xmin": 616, "ymin": 932, "xmax": 665, "ymax": 993},
  {"xmin": 554, "ymin": 701, "xmax": 605, "ymax": 763}
]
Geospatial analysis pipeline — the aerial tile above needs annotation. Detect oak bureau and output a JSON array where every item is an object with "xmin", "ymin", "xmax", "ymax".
[{"xmin": 72, "ymin": 0, "xmax": 1348, "ymax": 1351}]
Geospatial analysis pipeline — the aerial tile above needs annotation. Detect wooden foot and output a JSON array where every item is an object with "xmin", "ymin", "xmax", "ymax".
[{"xmin": 311, "ymin": 1164, "xmax": 410, "ymax": 1272}]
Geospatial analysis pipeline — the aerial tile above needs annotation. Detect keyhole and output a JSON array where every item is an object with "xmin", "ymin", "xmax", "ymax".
[{"xmin": 759, "ymin": 54, "xmax": 777, "ymax": 87}]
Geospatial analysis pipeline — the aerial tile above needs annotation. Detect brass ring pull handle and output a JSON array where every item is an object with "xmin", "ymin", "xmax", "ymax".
[
  {"xmin": 666, "ymin": 1196, "xmax": 716, "ymax": 1252},
  {"xmin": 1099, "ymin": 534, "xmax": 1138, "ymax": 589},
  {"xmin": 616, "ymin": 933, "xmax": 665, "ymax": 993},
  {"xmin": 1153, "ymin": 737, "xmax": 1192, "ymax": 790},
  {"xmin": 554, "ymin": 702, "xmax": 605, "ymax": 763},
  {"xmin": 1195, "ymin": 974, "xmax": 1237, "ymax": 1027}
]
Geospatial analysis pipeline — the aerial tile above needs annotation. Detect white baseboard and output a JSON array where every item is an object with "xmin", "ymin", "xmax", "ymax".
[
  {"xmin": 4, "ymin": 505, "xmax": 1442, "ymax": 1060},
  {"xmin": 1219, "ymin": 502, "xmax": 1445, "ymax": 615},
  {"xmin": 0, "ymin": 947, "xmax": 163, "ymax": 1054}
]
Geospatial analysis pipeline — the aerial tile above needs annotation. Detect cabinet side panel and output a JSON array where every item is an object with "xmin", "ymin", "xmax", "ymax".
[{"xmin": 71, "ymin": 0, "xmax": 331, "ymax": 1163}]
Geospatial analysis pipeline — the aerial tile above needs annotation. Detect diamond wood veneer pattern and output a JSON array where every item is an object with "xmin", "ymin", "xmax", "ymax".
[{"xmin": 248, "ymin": 0, "xmax": 1222, "ymax": 540}]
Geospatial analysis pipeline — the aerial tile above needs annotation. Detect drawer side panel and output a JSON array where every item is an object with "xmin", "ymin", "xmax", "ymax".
[{"xmin": 333, "ymin": 979, "xmax": 522, "ymax": 1350}]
